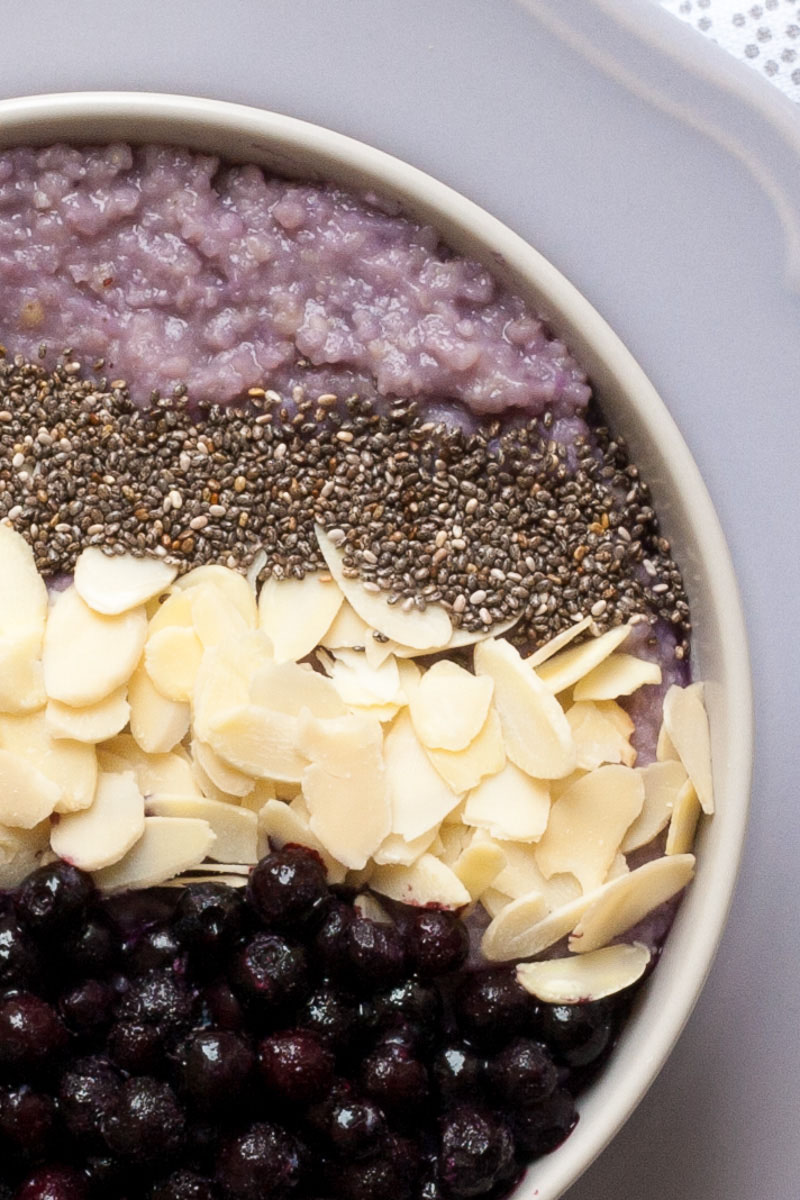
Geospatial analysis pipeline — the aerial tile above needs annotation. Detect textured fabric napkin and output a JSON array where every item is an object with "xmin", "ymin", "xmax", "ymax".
[{"xmin": 660, "ymin": 0, "xmax": 800, "ymax": 100}]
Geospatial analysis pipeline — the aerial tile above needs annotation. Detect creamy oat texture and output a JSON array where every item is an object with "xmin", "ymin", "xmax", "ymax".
[{"xmin": 0, "ymin": 144, "xmax": 590, "ymax": 413}]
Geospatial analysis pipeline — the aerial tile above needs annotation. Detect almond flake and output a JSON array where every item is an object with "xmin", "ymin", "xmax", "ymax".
[
  {"xmin": 101, "ymin": 736, "xmax": 202, "ymax": 798},
  {"xmin": 373, "ymin": 829, "xmax": 437, "ymax": 867},
  {"xmin": 0, "ymin": 821, "xmax": 50, "ymax": 888},
  {"xmin": 527, "ymin": 616, "xmax": 595, "ymax": 667},
  {"xmin": 147, "ymin": 795, "xmax": 258, "ymax": 864},
  {"xmin": 409, "ymin": 660, "xmax": 493, "ymax": 752},
  {"xmin": 43, "ymin": 587, "xmax": 147, "ymax": 707},
  {"xmin": 487, "ymin": 837, "xmax": 582, "ymax": 909},
  {"xmin": 605, "ymin": 851, "xmax": 629, "ymax": 882},
  {"xmin": 173, "ymin": 564, "xmax": 257, "ymax": 627},
  {"xmin": 322, "ymin": 647, "xmax": 403, "ymax": 708},
  {"xmin": 516, "ymin": 943, "xmax": 651, "ymax": 1003},
  {"xmin": 0, "ymin": 749, "xmax": 62, "ymax": 828},
  {"xmin": 148, "ymin": 589, "xmax": 195, "ymax": 636},
  {"xmin": 145, "ymin": 625, "xmax": 204, "ymax": 703},
  {"xmin": 93, "ymin": 816, "xmax": 215, "ymax": 891},
  {"xmin": 474, "ymin": 637, "xmax": 576, "ymax": 780},
  {"xmin": 384, "ymin": 711, "xmax": 462, "ymax": 841},
  {"xmin": 250, "ymin": 659, "xmax": 347, "ymax": 719},
  {"xmin": 452, "ymin": 838, "xmax": 506, "ymax": 900},
  {"xmin": 46, "ymin": 687, "xmax": 130, "ymax": 744},
  {"xmin": 257, "ymin": 798, "xmax": 346, "ymax": 883},
  {"xmin": 297, "ymin": 709, "xmax": 383, "ymax": 778},
  {"xmin": 437, "ymin": 822, "xmax": 472, "ymax": 868},
  {"xmin": 566, "ymin": 700, "xmax": 636, "ymax": 770},
  {"xmin": 572, "ymin": 653, "xmax": 662, "ymax": 701},
  {"xmin": 51, "ymin": 770, "xmax": 145, "ymax": 870},
  {"xmin": 483, "ymin": 889, "xmax": 594, "ymax": 961},
  {"xmin": 481, "ymin": 889, "xmax": 513, "ymax": 919},
  {"xmin": 568, "ymin": 853, "xmax": 695, "ymax": 953},
  {"xmin": 0, "ymin": 632, "xmax": 46, "ymax": 715},
  {"xmin": 206, "ymin": 705, "xmax": 308, "ymax": 783},
  {"xmin": 371, "ymin": 853, "xmax": 470, "ymax": 909},
  {"xmin": 425, "ymin": 707, "xmax": 506, "ymax": 793},
  {"xmin": 189, "ymin": 583, "xmax": 249, "ymax": 650},
  {"xmin": 319, "ymin": 601, "xmax": 370, "ymax": 650},
  {"xmin": 258, "ymin": 573, "xmax": 344, "ymax": 663},
  {"xmin": 464, "ymin": 761, "xmax": 550, "ymax": 842},
  {"xmin": 127, "ymin": 663, "xmax": 190, "ymax": 754},
  {"xmin": 0, "ymin": 525, "xmax": 48, "ymax": 641},
  {"xmin": 622, "ymin": 759, "xmax": 688, "ymax": 852},
  {"xmin": 303, "ymin": 749, "xmax": 389, "ymax": 871},
  {"xmin": 656, "ymin": 720, "xmax": 678, "ymax": 762},
  {"xmin": 534, "ymin": 623, "xmax": 634, "ymax": 695},
  {"xmin": 316, "ymin": 525, "xmax": 452, "ymax": 650},
  {"xmin": 665, "ymin": 778, "xmax": 702, "ymax": 855},
  {"xmin": 662, "ymin": 683, "xmax": 714, "ymax": 814},
  {"xmin": 191, "ymin": 738, "xmax": 255, "ymax": 798},
  {"xmin": 163, "ymin": 873, "xmax": 247, "ymax": 888},
  {"xmin": 535, "ymin": 764, "xmax": 644, "ymax": 893},
  {"xmin": 74, "ymin": 548, "xmax": 177, "ymax": 615},
  {"xmin": 0, "ymin": 710, "xmax": 97, "ymax": 814},
  {"xmin": 353, "ymin": 893, "xmax": 392, "ymax": 923}
]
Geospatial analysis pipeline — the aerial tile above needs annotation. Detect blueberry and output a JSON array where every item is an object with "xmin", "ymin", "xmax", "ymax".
[
  {"xmin": 454, "ymin": 968, "xmax": 532, "ymax": 1049},
  {"xmin": 258, "ymin": 1030, "xmax": 334, "ymax": 1105},
  {"xmin": 58, "ymin": 979, "xmax": 116, "ymax": 1037},
  {"xmin": 537, "ymin": 1002, "xmax": 613, "ymax": 1068},
  {"xmin": 246, "ymin": 847, "xmax": 329, "ymax": 931},
  {"xmin": 361, "ymin": 1037, "xmax": 429, "ymax": 1112},
  {"xmin": 309, "ymin": 1084, "xmax": 385, "ymax": 1160},
  {"xmin": 373, "ymin": 979, "xmax": 442, "ymax": 1048},
  {"xmin": 0, "ymin": 992, "xmax": 68, "ymax": 1072},
  {"xmin": 405, "ymin": 909, "xmax": 469, "ymax": 977},
  {"xmin": 115, "ymin": 968, "xmax": 193, "ymax": 1035},
  {"xmin": 345, "ymin": 918, "xmax": 406, "ymax": 991},
  {"xmin": 151, "ymin": 1169, "xmax": 219, "ymax": 1200},
  {"xmin": 15, "ymin": 862, "xmax": 95, "ymax": 940},
  {"xmin": 63, "ymin": 910, "xmax": 119, "ymax": 977},
  {"xmin": 172, "ymin": 884, "xmax": 244, "ymax": 966},
  {"xmin": 438, "ymin": 1104, "xmax": 517, "ymax": 1198},
  {"xmin": 0, "ymin": 911, "xmax": 39, "ymax": 989},
  {"xmin": 125, "ymin": 924, "xmax": 183, "ymax": 973},
  {"xmin": 58, "ymin": 1055, "xmax": 122, "ymax": 1142},
  {"xmin": 432, "ymin": 1045, "xmax": 485, "ymax": 1100},
  {"xmin": 313, "ymin": 900, "xmax": 354, "ymax": 976},
  {"xmin": 231, "ymin": 933, "xmax": 308, "ymax": 1015},
  {"xmin": 172, "ymin": 1029, "xmax": 254, "ymax": 1114},
  {"xmin": 487, "ymin": 1037, "xmax": 558, "ymax": 1107},
  {"xmin": 332, "ymin": 1154, "xmax": 414, "ymax": 1200},
  {"xmin": 298, "ymin": 985, "xmax": 359, "ymax": 1051},
  {"xmin": 106, "ymin": 1019, "xmax": 164, "ymax": 1074},
  {"xmin": 198, "ymin": 981, "xmax": 246, "ymax": 1031},
  {"xmin": 0, "ymin": 1083, "xmax": 57, "ymax": 1157},
  {"xmin": 216, "ymin": 1122, "xmax": 305, "ymax": 1199},
  {"xmin": 15, "ymin": 1165, "xmax": 88, "ymax": 1200},
  {"xmin": 510, "ymin": 1088, "xmax": 577, "ymax": 1156},
  {"xmin": 102, "ymin": 1076, "xmax": 185, "ymax": 1164}
]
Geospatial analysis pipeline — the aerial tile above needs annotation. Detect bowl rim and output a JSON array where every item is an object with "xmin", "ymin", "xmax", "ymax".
[{"xmin": 0, "ymin": 90, "xmax": 754, "ymax": 1200}]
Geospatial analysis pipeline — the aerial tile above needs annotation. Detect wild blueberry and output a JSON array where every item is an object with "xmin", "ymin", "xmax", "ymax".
[
  {"xmin": 432, "ymin": 1044, "xmax": 485, "ymax": 1100},
  {"xmin": 454, "ymin": 968, "xmax": 532, "ymax": 1049},
  {"xmin": 106, "ymin": 1019, "xmax": 164, "ymax": 1074},
  {"xmin": 361, "ymin": 1037, "xmax": 429, "ymax": 1112},
  {"xmin": 172, "ymin": 1029, "xmax": 254, "ymax": 1114},
  {"xmin": 298, "ymin": 985, "xmax": 359, "ymax": 1051},
  {"xmin": 0, "ymin": 992, "xmax": 68, "ymax": 1072},
  {"xmin": 309, "ymin": 1084, "xmax": 385, "ymax": 1160},
  {"xmin": 0, "ymin": 1083, "xmax": 56, "ymax": 1157},
  {"xmin": 230, "ymin": 933, "xmax": 308, "ymax": 1015},
  {"xmin": 172, "ymin": 884, "xmax": 244, "ymax": 966},
  {"xmin": 216, "ymin": 1122, "xmax": 305, "ymax": 1199},
  {"xmin": 246, "ymin": 847, "xmax": 329, "ymax": 931},
  {"xmin": 63, "ymin": 910, "xmax": 119, "ymax": 977},
  {"xmin": 405, "ymin": 909, "xmax": 469, "ymax": 977},
  {"xmin": 438, "ymin": 1104, "xmax": 517, "ymax": 1198},
  {"xmin": 15, "ymin": 1165, "xmax": 89, "ymax": 1200},
  {"xmin": 198, "ymin": 980, "xmax": 246, "ymax": 1031},
  {"xmin": 58, "ymin": 1056, "xmax": 122, "ymax": 1142},
  {"xmin": 373, "ymin": 979, "xmax": 443, "ymax": 1048},
  {"xmin": 332, "ymin": 1155, "xmax": 414, "ymax": 1200},
  {"xmin": 115, "ymin": 968, "xmax": 193, "ymax": 1035},
  {"xmin": 537, "ymin": 1001, "xmax": 613, "ymax": 1068},
  {"xmin": 345, "ymin": 918, "xmax": 406, "ymax": 991},
  {"xmin": 313, "ymin": 900, "xmax": 354, "ymax": 977},
  {"xmin": 0, "ymin": 911, "xmax": 39, "ymax": 989},
  {"xmin": 102, "ymin": 1075, "xmax": 185, "ymax": 1164},
  {"xmin": 151, "ymin": 1169, "xmax": 219, "ymax": 1200},
  {"xmin": 15, "ymin": 862, "xmax": 95, "ymax": 939},
  {"xmin": 58, "ymin": 979, "xmax": 116, "ymax": 1037},
  {"xmin": 511, "ymin": 1088, "xmax": 577, "ymax": 1156},
  {"xmin": 258, "ymin": 1030, "xmax": 334, "ymax": 1105},
  {"xmin": 487, "ymin": 1037, "xmax": 558, "ymax": 1107},
  {"xmin": 125, "ymin": 924, "xmax": 183, "ymax": 973}
]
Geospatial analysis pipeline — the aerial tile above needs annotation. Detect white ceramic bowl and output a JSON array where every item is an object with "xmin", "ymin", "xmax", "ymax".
[{"xmin": 0, "ymin": 91, "xmax": 753, "ymax": 1200}]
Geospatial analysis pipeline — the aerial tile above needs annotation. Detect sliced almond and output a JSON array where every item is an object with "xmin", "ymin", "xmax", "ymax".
[
  {"xmin": 46, "ymin": 687, "xmax": 130, "ymax": 744},
  {"xmin": 566, "ymin": 700, "xmax": 636, "ymax": 770},
  {"xmin": 573, "ymin": 653, "xmax": 662, "ymax": 701},
  {"xmin": 101, "ymin": 736, "xmax": 202, "ymax": 798},
  {"xmin": 474, "ymin": 638, "xmax": 576, "ymax": 779},
  {"xmin": 319, "ymin": 600, "xmax": 370, "ymax": 650},
  {"xmin": 383, "ymin": 711, "xmax": 462, "ymax": 840},
  {"xmin": 464, "ymin": 761, "xmax": 550, "ymax": 842},
  {"xmin": 205, "ymin": 705, "xmax": 308, "ymax": 783},
  {"xmin": 665, "ymin": 778, "xmax": 702, "ymax": 855},
  {"xmin": 297, "ymin": 709, "xmax": 383, "ymax": 779},
  {"xmin": 250, "ymin": 659, "xmax": 347, "ymax": 719},
  {"xmin": 452, "ymin": 838, "xmax": 506, "ymax": 900},
  {"xmin": 147, "ymin": 795, "xmax": 258, "ymax": 864},
  {"xmin": 51, "ymin": 770, "xmax": 145, "ymax": 870},
  {"xmin": 145, "ymin": 625, "xmax": 204, "ymax": 703},
  {"xmin": 656, "ymin": 720, "xmax": 678, "ymax": 762},
  {"xmin": 535, "ymin": 764, "xmax": 644, "ymax": 893},
  {"xmin": 527, "ymin": 616, "xmax": 594, "ymax": 667},
  {"xmin": 43, "ymin": 587, "xmax": 147, "ymax": 707},
  {"xmin": 93, "ymin": 816, "xmax": 215, "ymax": 892},
  {"xmin": 258, "ymin": 573, "xmax": 344, "ymax": 663},
  {"xmin": 0, "ymin": 632, "xmax": 47, "ymax": 715},
  {"xmin": 483, "ymin": 889, "xmax": 595, "ymax": 961},
  {"xmin": 409, "ymin": 660, "xmax": 493, "ymax": 752},
  {"xmin": 426, "ymin": 706, "xmax": 506, "ymax": 793},
  {"xmin": 0, "ymin": 750, "xmax": 62, "ymax": 827},
  {"xmin": 0, "ymin": 710, "xmax": 97, "ymax": 813},
  {"xmin": 192, "ymin": 738, "xmax": 255, "ymax": 798},
  {"xmin": 74, "ymin": 548, "xmax": 177, "ymax": 615},
  {"xmin": 257, "ymin": 797, "xmax": 346, "ymax": 883},
  {"xmin": 487, "ymin": 836, "xmax": 582, "ymax": 909},
  {"xmin": 534, "ymin": 623, "xmax": 634, "ymax": 695},
  {"xmin": 0, "ymin": 821, "xmax": 50, "ymax": 888},
  {"xmin": 148, "ymin": 588, "xmax": 195, "ymax": 636},
  {"xmin": 622, "ymin": 759, "xmax": 688, "ymax": 852},
  {"xmin": 173, "ymin": 564, "xmax": 257, "ymax": 627},
  {"xmin": 373, "ymin": 829, "xmax": 438, "ymax": 867},
  {"xmin": 662, "ymin": 683, "xmax": 714, "ymax": 814},
  {"xmin": 437, "ymin": 821, "xmax": 473, "ymax": 868},
  {"xmin": 127, "ymin": 662, "xmax": 190, "ymax": 754},
  {"xmin": 189, "ymin": 583, "xmax": 250, "ymax": 650},
  {"xmin": 316, "ymin": 526, "xmax": 452, "ymax": 650},
  {"xmin": 517, "ymin": 943, "xmax": 651, "ymax": 1003},
  {"xmin": 0, "ymin": 525, "xmax": 48, "ymax": 640},
  {"xmin": 370, "ymin": 853, "xmax": 470, "ymax": 909},
  {"xmin": 303, "ymin": 749, "xmax": 389, "ymax": 871},
  {"xmin": 164, "ymin": 873, "xmax": 248, "ymax": 888},
  {"xmin": 353, "ymin": 892, "xmax": 393, "ymax": 923},
  {"xmin": 481, "ymin": 889, "xmax": 513, "ymax": 919},
  {"xmin": 321, "ymin": 648, "xmax": 403, "ymax": 709},
  {"xmin": 568, "ymin": 853, "xmax": 695, "ymax": 953}
]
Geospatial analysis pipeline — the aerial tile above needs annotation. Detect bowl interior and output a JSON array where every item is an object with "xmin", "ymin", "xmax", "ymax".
[{"xmin": 0, "ymin": 91, "xmax": 753, "ymax": 1200}]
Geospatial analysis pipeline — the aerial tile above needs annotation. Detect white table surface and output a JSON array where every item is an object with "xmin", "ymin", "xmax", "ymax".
[{"xmin": 1, "ymin": 3, "xmax": 798, "ymax": 1198}]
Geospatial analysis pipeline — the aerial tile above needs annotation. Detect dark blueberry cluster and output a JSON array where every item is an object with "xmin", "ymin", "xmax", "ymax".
[{"xmin": 0, "ymin": 849, "xmax": 628, "ymax": 1199}]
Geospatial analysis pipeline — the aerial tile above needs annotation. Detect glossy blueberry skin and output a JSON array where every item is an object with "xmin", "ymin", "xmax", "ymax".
[
  {"xmin": 150, "ymin": 1168, "xmax": 219, "ymax": 1200},
  {"xmin": 215, "ymin": 1122, "xmax": 306, "ymax": 1199},
  {"xmin": 510, "ymin": 1087, "xmax": 578, "ymax": 1157},
  {"xmin": 246, "ymin": 847, "xmax": 329, "ymax": 931},
  {"xmin": 172, "ymin": 884, "xmax": 245, "ymax": 967},
  {"xmin": 58, "ymin": 1056, "xmax": 122, "ymax": 1142},
  {"xmin": 58, "ymin": 979, "xmax": 116, "ymax": 1038},
  {"xmin": 258, "ymin": 1030, "xmax": 334, "ymax": 1106},
  {"xmin": 404, "ymin": 909, "xmax": 469, "ymax": 978},
  {"xmin": 0, "ymin": 911, "xmax": 39, "ymax": 989},
  {"xmin": 345, "ymin": 918, "xmax": 407, "ymax": 992},
  {"xmin": 15, "ymin": 1165, "xmax": 89, "ymax": 1200},
  {"xmin": 230, "ymin": 934, "xmax": 308, "ymax": 1015},
  {"xmin": 171, "ymin": 1029, "xmax": 254, "ymax": 1114},
  {"xmin": 361, "ymin": 1036, "xmax": 429, "ymax": 1111},
  {"xmin": 454, "ymin": 968, "xmax": 534, "ymax": 1049},
  {"xmin": 438, "ymin": 1105, "xmax": 517, "ymax": 1199},
  {"xmin": 308, "ymin": 1083, "xmax": 387, "ymax": 1160},
  {"xmin": 15, "ymin": 863, "xmax": 95, "ymax": 941},
  {"xmin": 0, "ymin": 1083, "xmax": 57, "ymax": 1158},
  {"xmin": 536, "ymin": 1001, "xmax": 614, "ymax": 1069},
  {"xmin": 102, "ymin": 1076, "xmax": 186, "ymax": 1164},
  {"xmin": 486, "ymin": 1037, "xmax": 558, "ymax": 1107},
  {"xmin": 0, "ymin": 992, "xmax": 68, "ymax": 1073}
]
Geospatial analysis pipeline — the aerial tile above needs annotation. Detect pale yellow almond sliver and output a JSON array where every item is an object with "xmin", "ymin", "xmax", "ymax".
[
  {"xmin": 383, "ymin": 711, "xmax": 462, "ymax": 841},
  {"xmin": 0, "ymin": 820, "xmax": 50, "ymax": 888},
  {"xmin": 566, "ymin": 700, "xmax": 636, "ymax": 770},
  {"xmin": 74, "ymin": 548, "xmax": 177, "ymax": 615},
  {"xmin": 527, "ymin": 616, "xmax": 594, "ymax": 667},
  {"xmin": 409, "ymin": 660, "xmax": 493, "ymax": 752},
  {"xmin": 622, "ymin": 759, "xmax": 688, "ymax": 852},
  {"xmin": 319, "ymin": 601, "xmax": 370, "ymax": 650},
  {"xmin": 127, "ymin": 662, "xmax": 189, "ymax": 754},
  {"xmin": 250, "ymin": 659, "xmax": 346, "ymax": 719},
  {"xmin": 145, "ymin": 625, "xmax": 204, "ymax": 704},
  {"xmin": 665, "ymin": 778, "xmax": 702, "ymax": 855},
  {"xmin": 303, "ymin": 753, "xmax": 389, "ymax": 871},
  {"xmin": 147, "ymin": 795, "xmax": 258, "ymax": 864},
  {"xmin": 93, "ymin": 816, "xmax": 215, "ymax": 892},
  {"xmin": 0, "ymin": 524, "xmax": 48, "ymax": 640},
  {"xmin": 662, "ymin": 682, "xmax": 714, "ymax": 814},
  {"xmin": 0, "ymin": 749, "xmax": 62, "ymax": 828},
  {"xmin": 489, "ymin": 837, "xmax": 582, "ymax": 910},
  {"xmin": 568, "ymin": 853, "xmax": 695, "ymax": 953},
  {"xmin": 206, "ymin": 705, "xmax": 308, "ymax": 783},
  {"xmin": 322, "ymin": 647, "xmax": 402, "ymax": 708},
  {"xmin": 0, "ymin": 710, "xmax": 97, "ymax": 814},
  {"xmin": 101, "ymin": 735, "xmax": 202, "ymax": 798},
  {"xmin": 426, "ymin": 706, "xmax": 506, "ymax": 794},
  {"xmin": 517, "ymin": 942, "xmax": 651, "ymax": 1003},
  {"xmin": 43, "ymin": 587, "xmax": 147, "ymax": 707},
  {"xmin": 0, "ymin": 632, "xmax": 46, "ymax": 715},
  {"xmin": 51, "ymin": 770, "xmax": 145, "ymax": 870},
  {"xmin": 464, "ymin": 761, "xmax": 550, "ymax": 842},
  {"xmin": 370, "ymin": 853, "xmax": 470, "ymax": 910},
  {"xmin": 147, "ymin": 588, "xmax": 195, "ymax": 636},
  {"xmin": 452, "ymin": 839, "xmax": 506, "ymax": 900},
  {"xmin": 257, "ymin": 798, "xmax": 346, "ymax": 884},
  {"xmin": 190, "ymin": 583, "xmax": 249, "ymax": 650},
  {"xmin": 174, "ymin": 564, "xmax": 257, "ymax": 627},
  {"xmin": 572, "ymin": 653, "xmax": 662, "ymax": 701},
  {"xmin": 535, "ymin": 623, "xmax": 634, "ymax": 695},
  {"xmin": 258, "ymin": 573, "xmax": 344, "ymax": 663},
  {"xmin": 46, "ymin": 687, "xmax": 130, "ymax": 744},
  {"xmin": 297, "ymin": 709, "xmax": 384, "ymax": 779},
  {"xmin": 481, "ymin": 889, "xmax": 552, "ymax": 961},
  {"xmin": 191, "ymin": 738, "xmax": 255, "ymax": 798},
  {"xmin": 373, "ymin": 829, "xmax": 438, "ymax": 867}
]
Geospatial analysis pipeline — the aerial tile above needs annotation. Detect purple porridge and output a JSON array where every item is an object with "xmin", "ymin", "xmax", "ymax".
[{"xmin": 0, "ymin": 143, "xmax": 703, "ymax": 1200}]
